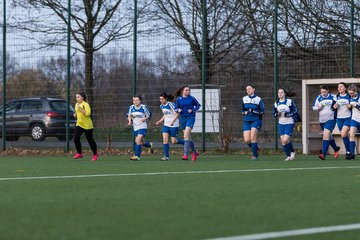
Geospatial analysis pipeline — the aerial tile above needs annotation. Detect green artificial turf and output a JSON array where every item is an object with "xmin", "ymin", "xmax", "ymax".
[{"xmin": 0, "ymin": 154, "xmax": 360, "ymax": 240}]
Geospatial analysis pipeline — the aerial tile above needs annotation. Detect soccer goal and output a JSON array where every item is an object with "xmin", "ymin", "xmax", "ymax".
[{"xmin": 302, "ymin": 78, "xmax": 360, "ymax": 154}]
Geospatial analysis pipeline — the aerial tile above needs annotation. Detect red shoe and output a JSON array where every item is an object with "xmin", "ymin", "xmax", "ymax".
[
  {"xmin": 92, "ymin": 154, "xmax": 98, "ymax": 161},
  {"xmin": 192, "ymin": 152, "xmax": 199, "ymax": 161},
  {"xmin": 334, "ymin": 147, "xmax": 340, "ymax": 159},
  {"xmin": 318, "ymin": 154, "xmax": 326, "ymax": 160},
  {"xmin": 73, "ymin": 153, "xmax": 83, "ymax": 159},
  {"xmin": 182, "ymin": 155, "xmax": 188, "ymax": 160}
]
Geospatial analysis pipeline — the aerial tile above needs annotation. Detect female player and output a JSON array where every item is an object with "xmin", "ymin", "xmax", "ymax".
[
  {"xmin": 128, "ymin": 96, "xmax": 153, "ymax": 161},
  {"xmin": 241, "ymin": 84, "xmax": 265, "ymax": 160},
  {"xmin": 347, "ymin": 84, "xmax": 360, "ymax": 160},
  {"xmin": 312, "ymin": 85, "xmax": 340, "ymax": 160},
  {"xmin": 155, "ymin": 92, "xmax": 184, "ymax": 161},
  {"xmin": 73, "ymin": 91, "xmax": 98, "ymax": 161},
  {"xmin": 272, "ymin": 88, "xmax": 297, "ymax": 161},
  {"xmin": 174, "ymin": 86, "xmax": 201, "ymax": 161},
  {"xmin": 333, "ymin": 82, "xmax": 351, "ymax": 159}
]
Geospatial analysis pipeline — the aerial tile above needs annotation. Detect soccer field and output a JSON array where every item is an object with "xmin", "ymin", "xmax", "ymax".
[{"xmin": 1, "ymin": 154, "xmax": 360, "ymax": 240}]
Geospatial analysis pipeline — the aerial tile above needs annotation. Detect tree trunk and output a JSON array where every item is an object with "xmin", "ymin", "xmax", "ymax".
[{"xmin": 84, "ymin": 45, "xmax": 94, "ymax": 104}]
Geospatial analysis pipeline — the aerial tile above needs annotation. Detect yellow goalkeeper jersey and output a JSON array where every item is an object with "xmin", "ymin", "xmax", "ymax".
[{"xmin": 75, "ymin": 101, "xmax": 94, "ymax": 130}]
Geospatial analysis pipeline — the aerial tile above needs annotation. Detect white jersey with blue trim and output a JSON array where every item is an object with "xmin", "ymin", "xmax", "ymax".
[
  {"xmin": 350, "ymin": 95, "xmax": 360, "ymax": 123},
  {"xmin": 128, "ymin": 104, "xmax": 150, "ymax": 131},
  {"xmin": 160, "ymin": 102, "xmax": 179, "ymax": 127},
  {"xmin": 274, "ymin": 99, "xmax": 295, "ymax": 125},
  {"xmin": 312, "ymin": 94, "xmax": 336, "ymax": 123},
  {"xmin": 335, "ymin": 93, "xmax": 351, "ymax": 119}
]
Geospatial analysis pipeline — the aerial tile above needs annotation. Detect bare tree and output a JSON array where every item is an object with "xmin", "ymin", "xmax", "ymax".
[
  {"xmin": 10, "ymin": 0, "xmax": 150, "ymax": 102},
  {"xmin": 149, "ymin": 0, "xmax": 259, "ymax": 83}
]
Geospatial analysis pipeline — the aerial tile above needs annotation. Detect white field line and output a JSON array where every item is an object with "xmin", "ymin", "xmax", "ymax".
[
  {"xmin": 0, "ymin": 165, "xmax": 360, "ymax": 182},
  {"xmin": 207, "ymin": 223, "xmax": 360, "ymax": 240}
]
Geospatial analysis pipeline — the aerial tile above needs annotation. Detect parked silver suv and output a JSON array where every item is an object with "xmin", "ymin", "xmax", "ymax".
[{"xmin": 0, "ymin": 97, "xmax": 76, "ymax": 141}]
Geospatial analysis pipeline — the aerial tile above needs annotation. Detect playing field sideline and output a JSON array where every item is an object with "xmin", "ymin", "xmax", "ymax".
[{"xmin": 1, "ymin": 154, "xmax": 360, "ymax": 240}]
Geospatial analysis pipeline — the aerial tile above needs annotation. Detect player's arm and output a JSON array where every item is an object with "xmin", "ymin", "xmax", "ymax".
[
  {"xmin": 156, "ymin": 116, "xmax": 165, "ymax": 125},
  {"xmin": 272, "ymin": 103, "xmax": 278, "ymax": 117},
  {"xmin": 252, "ymin": 99, "xmax": 265, "ymax": 115},
  {"xmin": 170, "ymin": 113, "xmax": 179, "ymax": 126},
  {"xmin": 127, "ymin": 107, "xmax": 132, "ymax": 126},
  {"xmin": 312, "ymin": 97, "xmax": 321, "ymax": 111}
]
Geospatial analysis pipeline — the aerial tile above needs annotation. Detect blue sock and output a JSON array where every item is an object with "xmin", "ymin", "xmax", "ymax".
[
  {"xmin": 163, "ymin": 143, "xmax": 170, "ymax": 157},
  {"xmin": 343, "ymin": 137, "xmax": 350, "ymax": 153},
  {"xmin": 282, "ymin": 144, "xmax": 290, "ymax": 157},
  {"xmin": 190, "ymin": 141, "xmax": 197, "ymax": 153},
  {"xmin": 177, "ymin": 138, "xmax": 184, "ymax": 145},
  {"xmin": 143, "ymin": 141, "xmax": 151, "ymax": 148},
  {"xmin": 251, "ymin": 143, "xmax": 258, "ymax": 157},
  {"xmin": 184, "ymin": 140, "xmax": 190, "ymax": 156},
  {"xmin": 322, "ymin": 140, "xmax": 330, "ymax": 156},
  {"xmin": 288, "ymin": 141, "xmax": 294, "ymax": 153},
  {"xmin": 135, "ymin": 144, "xmax": 141, "ymax": 157},
  {"xmin": 329, "ymin": 138, "xmax": 339, "ymax": 151},
  {"xmin": 350, "ymin": 141, "xmax": 356, "ymax": 156}
]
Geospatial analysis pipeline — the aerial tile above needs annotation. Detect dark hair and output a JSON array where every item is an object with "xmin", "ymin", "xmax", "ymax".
[
  {"xmin": 278, "ymin": 87, "xmax": 296, "ymax": 97},
  {"xmin": 348, "ymin": 84, "xmax": 358, "ymax": 93},
  {"xmin": 160, "ymin": 92, "xmax": 174, "ymax": 101},
  {"xmin": 77, "ymin": 91, "xmax": 87, "ymax": 102},
  {"xmin": 133, "ymin": 95, "xmax": 142, "ymax": 101},
  {"xmin": 246, "ymin": 84, "xmax": 255, "ymax": 89},
  {"xmin": 320, "ymin": 85, "xmax": 329, "ymax": 91},
  {"xmin": 338, "ymin": 82, "xmax": 347, "ymax": 88},
  {"xmin": 175, "ymin": 85, "xmax": 189, "ymax": 97}
]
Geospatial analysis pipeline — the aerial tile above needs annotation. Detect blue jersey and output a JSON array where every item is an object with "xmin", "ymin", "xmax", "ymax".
[
  {"xmin": 312, "ymin": 94, "xmax": 336, "ymax": 123},
  {"xmin": 128, "ymin": 104, "xmax": 151, "ymax": 131},
  {"xmin": 335, "ymin": 93, "xmax": 351, "ymax": 119},
  {"xmin": 273, "ymin": 98, "xmax": 297, "ymax": 125},
  {"xmin": 174, "ymin": 95, "xmax": 201, "ymax": 118},
  {"xmin": 242, "ymin": 95, "xmax": 265, "ymax": 122}
]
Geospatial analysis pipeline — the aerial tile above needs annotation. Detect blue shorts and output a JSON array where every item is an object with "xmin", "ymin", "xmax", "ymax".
[
  {"xmin": 133, "ymin": 128, "xmax": 147, "ymax": 137},
  {"xmin": 337, "ymin": 118, "xmax": 351, "ymax": 131},
  {"xmin": 278, "ymin": 124, "xmax": 295, "ymax": 136},
  {"xmin": 162, "ymin": 126, "xmax": 179, "ymax": 137},
  {"xmin": 243, "ymin": 120, "xmax": 262, "ymax": 131},
  {"xmin": 180, "ymin": 117, "xmax": 196, "ymax": 130},
  {"xmin": 320, "ymin": 120, "xmax": 336, "ymax": 132},
  {"xmin": 350, "ymin": 119, "xmax": 360, "ymax": 129}
]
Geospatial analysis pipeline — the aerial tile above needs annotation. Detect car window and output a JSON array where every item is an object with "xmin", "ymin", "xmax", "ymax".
[
  {"xmin": 49, "ymin": 101, "xmax": 74, "ymax": 112},
  {"xmin": 21, "ymin": 101, "xmax": 43, "ymax": 112},
  {"xmin": 6, "ymin": 101, "xmax": 22, "ymax": 113}
]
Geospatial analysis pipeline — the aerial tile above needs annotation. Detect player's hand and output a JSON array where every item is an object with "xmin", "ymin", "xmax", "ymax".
[
  {"xmin": 333, "ymin": 103, "xmax": 339, "ymax": 109},
  {"xmin": 170, "ymin": 122, "xmax": 174, "ymax": 126},
  {"xmin": 249, "ymin": 108, "xmax": 252, "ymax": 112},
  {"xmin": 188, "ymin": 109, "xmax": 192, "ymax": 113},
  {"xmin": 73, "ymin": 113, "xmax": 77, "ymax": 118},
  {"xmin": 128, "ymin": 121, "xmax": 132, "ymax": 126},
  {"xmin": 178, "ymin": 109, "xmax": 182, "ymax": 113},
  {"xmin": 244, "ymin": 111, "xmax": 248, "ymax": 115},
  {"xmin": 351, "ymin": 102, "xmax": 358, "ymax": 107},
  {"xmin": 156, "ymin": 121, "xmax": 161, "ymax": 126}
]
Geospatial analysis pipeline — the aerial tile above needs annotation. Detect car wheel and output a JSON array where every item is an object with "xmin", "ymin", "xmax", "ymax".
[{"xmin": 31, "ymin": 124, "xmax": 46, "ymax": 141}]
